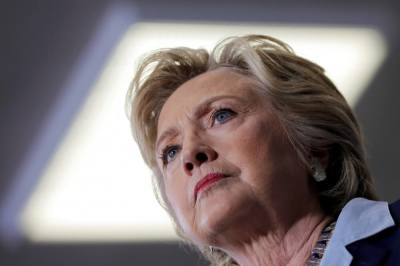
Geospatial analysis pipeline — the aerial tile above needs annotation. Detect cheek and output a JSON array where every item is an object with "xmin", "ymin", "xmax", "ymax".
[
  {"xmin": 239, "ymin": 125, "xmax": 277, "ymax": 178},
  {"xmin": 164, "ymin": 168, "xmax": 194, "ymax": 231},
  {"xmin": 218, "ymin": 116, "xmax": 295, "ymax": 186},
  {"xmin": 240, "ymin": 120, "xmax": 307, "ymax": 196},
  {"xmin": 221, "ymin": 116, "xmax": 279, "ymax": 165}
]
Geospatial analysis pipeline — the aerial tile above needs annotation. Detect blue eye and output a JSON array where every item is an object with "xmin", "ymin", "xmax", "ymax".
[
  {"xmin": 161, "ymin": 145, "xmax": 180, "ymax": 165},
  {"xmin": 167, "ymin": 148, "xmax": 178, "ymax": 160},
  {"xmin": 212, "ymin": 108, "xmax": 236, "ymax": 125}
]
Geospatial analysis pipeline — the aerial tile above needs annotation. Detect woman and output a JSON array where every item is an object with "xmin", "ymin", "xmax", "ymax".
[{"xmin": 125, "ymin": 35, "xmax": 400, "ymax": 266}]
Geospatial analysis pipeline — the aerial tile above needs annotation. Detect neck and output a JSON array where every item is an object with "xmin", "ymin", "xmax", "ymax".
[{"xmin": 219, "ymin": 211, "xmax": 331, "ymax": 266}]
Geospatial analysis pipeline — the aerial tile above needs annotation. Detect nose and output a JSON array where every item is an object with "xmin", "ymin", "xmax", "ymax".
[{"xmin": 181, "ymin": 136, "xmax": 218, "ymax": 176}]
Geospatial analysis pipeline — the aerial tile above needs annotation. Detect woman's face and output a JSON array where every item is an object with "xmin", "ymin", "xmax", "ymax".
[{"xmin": 156, "ymin": 68, "xmax": 315, "ymax": 247}]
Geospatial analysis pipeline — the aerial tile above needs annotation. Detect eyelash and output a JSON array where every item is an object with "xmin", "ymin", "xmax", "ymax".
[
  {"xmin": 159, "ymin": 107, "xmax": 237, "ymax": 166},
  {"xmin": 210, "ymin": 107, "xmax": 236, "ymax": 126},
  {"xmin": 159, "ymin": 145, "xmax": 181, "ymax": 166}
]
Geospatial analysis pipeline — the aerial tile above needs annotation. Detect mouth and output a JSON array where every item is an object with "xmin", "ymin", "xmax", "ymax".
[{"xmin": 194, "ymin": 173, "xmax": 227, "ymax": 202}]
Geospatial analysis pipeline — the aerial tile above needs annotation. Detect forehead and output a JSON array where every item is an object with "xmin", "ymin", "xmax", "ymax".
[{"xmin": 157, "ymin": 68, "xmax": 261, "ymax": 131}]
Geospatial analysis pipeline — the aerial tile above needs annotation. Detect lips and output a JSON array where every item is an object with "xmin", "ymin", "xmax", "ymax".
[{"xmin": 194, "ymin": 173, "xmax": 226, "ymax": 201}]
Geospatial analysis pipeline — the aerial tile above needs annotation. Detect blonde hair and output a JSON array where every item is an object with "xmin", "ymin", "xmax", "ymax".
[{"xmin": 126, "ymin": 35, "xmax": 377, "ymax": 265}]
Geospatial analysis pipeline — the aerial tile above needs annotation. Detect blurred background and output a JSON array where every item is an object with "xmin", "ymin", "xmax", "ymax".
[{"xmin": 0, "ymin": 0, "xmax": 399, "ymax": 265}]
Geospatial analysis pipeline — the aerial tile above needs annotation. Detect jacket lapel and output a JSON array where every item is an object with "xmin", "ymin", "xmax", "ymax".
[{"xmin": 319, "ymin": 198, "xmax": 395, "ymax": 266}]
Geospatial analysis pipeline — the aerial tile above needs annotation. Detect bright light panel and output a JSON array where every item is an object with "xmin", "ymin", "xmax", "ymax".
[{"xmin": 20, "ymin": 22, "xmax": 387, "ymax": 242}]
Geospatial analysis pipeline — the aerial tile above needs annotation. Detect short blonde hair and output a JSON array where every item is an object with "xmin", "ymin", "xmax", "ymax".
[{"xmin": 126, "ymin": 35, "xmax": 377, "ymax": 265}]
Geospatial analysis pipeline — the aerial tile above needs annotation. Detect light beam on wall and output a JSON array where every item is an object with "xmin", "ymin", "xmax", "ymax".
[{"xmin": 20, "ymin": 22, "xmax": 387, "ymax": 242}]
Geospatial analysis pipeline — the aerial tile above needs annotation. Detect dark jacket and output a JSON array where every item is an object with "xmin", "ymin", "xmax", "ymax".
[{"xmin": 346, "ymin": 199, "xmax": 400, "ymax": 266}]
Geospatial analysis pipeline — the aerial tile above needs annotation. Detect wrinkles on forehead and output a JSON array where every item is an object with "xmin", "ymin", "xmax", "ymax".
[{"xmin": 154, "ymin": 68, "xmax": 269, "ymax": 153}]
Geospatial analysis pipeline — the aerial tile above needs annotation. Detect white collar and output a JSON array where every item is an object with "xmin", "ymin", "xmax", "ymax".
[{"xmin": 320, "ymin": 197, "xmax": 395, "ymax": 266}]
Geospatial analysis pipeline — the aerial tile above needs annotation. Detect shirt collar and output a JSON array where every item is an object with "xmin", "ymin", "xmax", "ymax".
[{"xmin": 320, "ymin": 197, "xmax": 395, "ymax": 266}]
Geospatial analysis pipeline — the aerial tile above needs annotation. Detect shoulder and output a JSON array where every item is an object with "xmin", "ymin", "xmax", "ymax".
[
  {"xmin": 320, "ymin": 197, "xmax": 400, "ymax": 266},
  {"xmin": 344, "ymin": 198, "xmax": 400, "ymax": 266},
  {"xmin": 388, "ymin": 198, "xmax": 400, "ymax": 224},
  {"xmin": 334, "ymin": 197, "xmax": 396, "ymax": 244}
]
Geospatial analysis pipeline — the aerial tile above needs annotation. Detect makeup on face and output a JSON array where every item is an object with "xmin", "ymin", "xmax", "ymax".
[{"xmin": 194, "ymin": 172, "xmax": 227, "ymax": 201}]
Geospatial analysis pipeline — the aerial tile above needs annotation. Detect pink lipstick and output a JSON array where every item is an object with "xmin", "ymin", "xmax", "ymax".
[{"xmin": 194, "ymin": 173, "xmax": 225, "ymax": 201}]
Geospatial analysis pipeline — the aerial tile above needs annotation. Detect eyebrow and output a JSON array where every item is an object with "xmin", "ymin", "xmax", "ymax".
[{"xmin": 155, "ymin": 94, "xmax": 244, "ymax": 151}]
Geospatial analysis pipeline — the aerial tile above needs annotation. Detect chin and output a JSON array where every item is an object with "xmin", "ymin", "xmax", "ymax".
[{"xmin": 193, "ymin": 180, "xmax": 254, "ymax": 244}]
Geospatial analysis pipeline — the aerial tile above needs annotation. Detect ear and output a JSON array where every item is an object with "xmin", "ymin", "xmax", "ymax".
[{"xmin": 312, "ymin": 150, "xmax": 329, "ymax": 170}]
